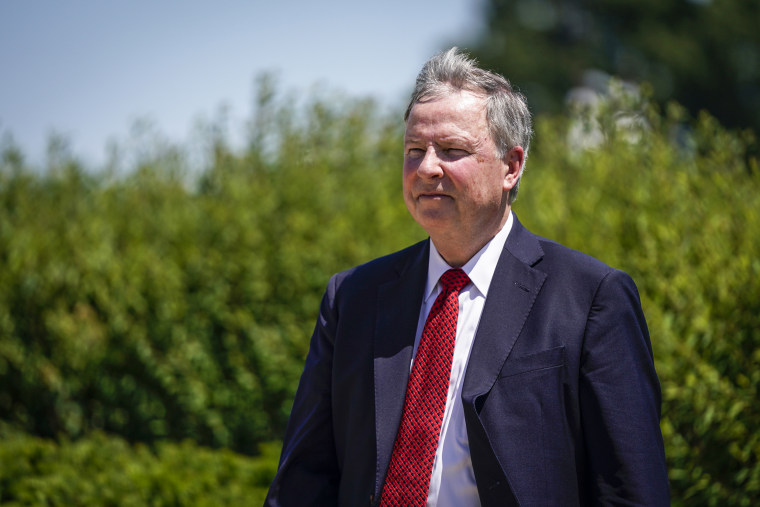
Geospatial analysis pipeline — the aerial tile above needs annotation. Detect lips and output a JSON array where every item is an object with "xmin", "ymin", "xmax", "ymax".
[{"xmin": 416, "ymin": 189, "xmax": 451, "ymax": 200}]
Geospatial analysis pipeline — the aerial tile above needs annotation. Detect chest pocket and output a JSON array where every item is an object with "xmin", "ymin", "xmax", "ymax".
[{"xmin": 498, "ymin": 345, "xmax": 565, "ymax": 379}]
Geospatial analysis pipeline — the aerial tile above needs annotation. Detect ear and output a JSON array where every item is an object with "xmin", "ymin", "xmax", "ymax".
[{"xmin": 502, "ymin": 146, "xmax": 525, "ymax": 192}]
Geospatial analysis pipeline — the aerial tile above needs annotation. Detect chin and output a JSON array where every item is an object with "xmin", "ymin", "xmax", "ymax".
[{"xmin": 413, "ymin": 213, "xmax": 452, "ymax": 234}]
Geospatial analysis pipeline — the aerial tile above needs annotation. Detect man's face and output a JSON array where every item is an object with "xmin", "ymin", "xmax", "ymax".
[{"xmin": 403, "ymin": 89, "xmax": 518, "ymax": 246}]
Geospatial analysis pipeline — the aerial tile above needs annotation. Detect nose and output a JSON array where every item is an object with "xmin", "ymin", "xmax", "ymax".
[{"xmin": 417, "ymin": 146, "xmax": 444, "ymax": 179}]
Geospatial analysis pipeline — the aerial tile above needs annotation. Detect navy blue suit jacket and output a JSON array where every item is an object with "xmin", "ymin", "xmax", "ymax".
[{"xmin": 265, "ymin": 216, "xmax": 669, "ymax": 506}]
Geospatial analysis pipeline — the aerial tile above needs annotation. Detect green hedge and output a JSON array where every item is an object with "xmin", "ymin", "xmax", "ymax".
[
  {"xmin": 0, "ymin": 88, "xmax": 423, "ymax": 454},
  {"xmin": 1, "ymin": 81, "xmax": 758, "ymax": 504},
  {"xmin": 0, "ymin": 424, "xmax": 278, "ymax": 505}
]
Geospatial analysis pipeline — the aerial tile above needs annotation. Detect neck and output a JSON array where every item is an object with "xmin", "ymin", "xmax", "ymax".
[
  {"xmin": 433, "ymin": 243, "xmax": 483, "ymax": 268},
  {"xmin": 431, "ymin": 210, "xmax": 511, "ymax": 268}
]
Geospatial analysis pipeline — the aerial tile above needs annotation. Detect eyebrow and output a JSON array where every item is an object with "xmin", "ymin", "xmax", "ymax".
[{"xmin": 404, "ymin": 134, "xmax": 478, "ymax": 147}]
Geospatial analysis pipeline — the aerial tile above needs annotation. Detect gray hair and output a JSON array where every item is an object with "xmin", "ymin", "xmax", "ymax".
[{"xmin": 405, "ymin": 47, "xmax": 533, "ymax": 204}]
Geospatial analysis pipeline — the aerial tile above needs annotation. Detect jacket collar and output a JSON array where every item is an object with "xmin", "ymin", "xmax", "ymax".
[
  {"xmin": 461, "ymin": 215, "xmax": 547, "ymax": 506},
  {"xmin": 463, "ymin": 215, "xmax": 546, "ymax": 401},
  {"xmin": 373, "ymin": 239, "xmax": 429, "ymax": 498}
]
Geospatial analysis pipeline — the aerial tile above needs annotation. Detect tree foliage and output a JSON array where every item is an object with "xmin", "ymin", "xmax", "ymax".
[{"xmin": 467, "ymin": 0, "xmax": 760, "ymax": 135}]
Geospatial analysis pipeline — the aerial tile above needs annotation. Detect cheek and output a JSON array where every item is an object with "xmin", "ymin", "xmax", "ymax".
[
  {"xmin": 449, "ymin": 163, "xmax": 484, "ymax": 190},
  {"xmin": 463, "ymin": 166, "xmax": 504, "ymax": 202},
  {"xmin": 402, "ymin": 162, "xmax": 417, "ymax": 186}
]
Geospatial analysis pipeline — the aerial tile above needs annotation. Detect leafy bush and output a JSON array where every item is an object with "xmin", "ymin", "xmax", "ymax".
[
  {"xmin": 0, "ymin": 81, "xmax": 758, "ymax": 504},
  {"xmin": 0, "ymin": 88, "xmax": 423, "ymax": 455},
  {"xmin": 0, "ymin": 424, "xmax": 278, "ymax": 505}
]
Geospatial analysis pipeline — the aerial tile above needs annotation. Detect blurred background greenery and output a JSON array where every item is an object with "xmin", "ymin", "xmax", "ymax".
[{"xmin": 1, "ymin": 0, "xmax": 759, "ymax": 505}]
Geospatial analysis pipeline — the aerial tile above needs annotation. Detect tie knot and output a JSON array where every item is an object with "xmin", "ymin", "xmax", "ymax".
[{"xmin": 440, "ymin": 268, "xmax": 470, "ymax": 292}]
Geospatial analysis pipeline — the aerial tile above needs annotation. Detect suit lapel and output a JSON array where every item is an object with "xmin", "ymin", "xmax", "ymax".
[
  {"xmin": 462, "ymin": 217, "xmax": 547, "ymax": 505},
  {"xmin": 463, "ymin": 219, "xmax": 547, "ymax": 400},
  {"xmin": 373, "ymin": 240, "xmax": 429, "ymax": 498}
]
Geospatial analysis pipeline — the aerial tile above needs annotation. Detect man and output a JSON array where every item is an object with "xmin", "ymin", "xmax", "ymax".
[{"xmin": 265, "ymin": 48, "xmax": 669, "ymax": 506}]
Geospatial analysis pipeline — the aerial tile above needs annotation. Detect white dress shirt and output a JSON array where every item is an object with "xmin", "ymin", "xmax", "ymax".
[{"xmin": 410, "ymin": 213, "xmax": 514, "ymax": 507}]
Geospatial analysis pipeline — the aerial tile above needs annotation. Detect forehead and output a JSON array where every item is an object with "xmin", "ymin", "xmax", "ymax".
[{"xmin": 405, "ymin": 90, "xmax": 489, "ymax": 139}]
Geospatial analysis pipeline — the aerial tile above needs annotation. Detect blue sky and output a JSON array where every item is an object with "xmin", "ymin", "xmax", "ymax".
[{"xmin": 0, "ymin": 1, "xmax": 483, "ymax": 167}]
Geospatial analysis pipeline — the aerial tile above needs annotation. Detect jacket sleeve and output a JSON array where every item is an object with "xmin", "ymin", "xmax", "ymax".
[
  {"xmin": 579, "ymin": 269, "xmax": 670, "ymax": 505},
  {"xmin": 264, "ymin": 275, "xmax": 341, "ymax": 506}
]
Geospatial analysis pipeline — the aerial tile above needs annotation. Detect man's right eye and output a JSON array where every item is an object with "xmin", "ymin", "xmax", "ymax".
[{"xmin": 406, "ymin": 148, "xmax": 425, "ymax": 158}]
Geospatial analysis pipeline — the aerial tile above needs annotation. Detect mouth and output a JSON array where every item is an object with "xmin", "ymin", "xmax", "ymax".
[{"xmin": 417, "ymin": 191, "xmax": 451, "ymax": 201}]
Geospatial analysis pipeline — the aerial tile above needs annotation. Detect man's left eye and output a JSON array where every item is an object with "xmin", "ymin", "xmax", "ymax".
[{"xmin": 445, "ymin": 148, "xmax": 469, "ymax": 157}]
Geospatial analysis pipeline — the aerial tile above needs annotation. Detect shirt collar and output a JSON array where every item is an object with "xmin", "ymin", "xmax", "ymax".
[{"xmin": 425, "ymin": 211, "xmax": 514, "ymax": 302}]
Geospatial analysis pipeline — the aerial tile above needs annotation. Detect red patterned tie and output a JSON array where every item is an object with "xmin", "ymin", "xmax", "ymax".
[{"xmin": 380, "ymin": 268, "xmax": 471, "ymax": 506}]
